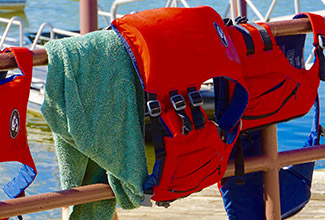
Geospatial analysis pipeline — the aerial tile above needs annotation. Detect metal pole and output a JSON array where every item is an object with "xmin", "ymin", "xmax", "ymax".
[
  {"xmin": 229, "ymin": 0, "xmax": 238, "ymax": 21},
  {"xmin": 262, "ymin": 124, "xmax": 281, "ymax": 220},
  {"xmin": 294, "ymin": 0, "xmax": 300, "ymax": 14},
  {"xmin": 246, "ymin": 0, "xmax": 265, "ymax": 21},
  {"xmin": 80, "ymin": 0, "xmax": 98, "ymax": 35},
  {"xmin": 264, "ymin": 0, "xmax": 279, "ymax": 22},
  {"xmin": 236, "ymin": 0, "xmax": 242, "ymax": 17}
]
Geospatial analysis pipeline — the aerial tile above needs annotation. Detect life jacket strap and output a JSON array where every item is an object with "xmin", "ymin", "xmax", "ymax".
[
  {"xmin": 248, "ymin": 22, "xmax": 273, "ymax": 51},
  {"xmin": 146, "ymin": 93, "xmax": 166, "ymax": 160},
  {"xmin": 235, "ymin": 16, "xmax": 248, "ymax": 24},
  {"xmin": 169, "ymin": 90, "xmax": 193, "ymax": 135},
  {"xmin": 215, "ymin": 81, "xmax": 249, "ymax": 132},
  {"xmin": 294, "ymin": 12, "xmax": 325, "ymax": 81},
  {"xmin": 234, "ymin": 137, "xmax": 245, "ymax": 185},
  {"xmin": 188, "ymin": 87, "xmax": 205, "ymax": 130},
  {"xmin": 316, "ymin": 46, "xmax": 325, "ymax": 80},
  {"xmin": 233, "ymin": 24, "xmax": 255, "ymax": 55},
  {"xmin": 316, "ymin": 33, "xmax": 325, "ymax": 80}
]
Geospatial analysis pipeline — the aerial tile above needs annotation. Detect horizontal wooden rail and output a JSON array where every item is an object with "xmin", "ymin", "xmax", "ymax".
[
  {"xmin": 224, "ymin": 144, "xmax": 325, "ymax": 177},
  {"xmin": 0, "ymin": 16, "xmax": 317, "ymax": 71},
  {"xmin": 0, "ymin": 183, "xmax": 114, "ymax": 219}
]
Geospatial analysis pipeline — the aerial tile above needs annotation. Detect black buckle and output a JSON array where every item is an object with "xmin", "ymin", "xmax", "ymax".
[
  {"xmin": 170, "ymin": 94, "xmax": 186, "ymax": 111},
  {"xmin": 147, "ymin": 100, "xmax": 161, "ymax": 117},
  {"xmin": 235, "ymin": 16, "xmax": 248, "ymax": 24},
  {"xmin": 188, "ymin": 91, "xmax": 203, "ymax": 107}
]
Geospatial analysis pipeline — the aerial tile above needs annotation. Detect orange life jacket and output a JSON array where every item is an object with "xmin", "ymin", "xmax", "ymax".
[
  {"xmin": 0, "ymin": 47, "xmax": 37, "ymax": 200},
  {"xmin": 225, "ymin": 12, "xmax": 325, "ymax": 131},
  {"xmin": 111, "ymin": 6, "xmax": 249, "ymax": 205}
]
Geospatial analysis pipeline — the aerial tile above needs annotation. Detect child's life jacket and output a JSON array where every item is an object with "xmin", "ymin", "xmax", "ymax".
[
  {"xmin": 111, "ymin": 6, "xmax": 249, "ymax": 206},
  {"xmin": 224, "ymin": 12, "xmax": 325, "ymax": 131},
  {"xmin": 219, "ymin": 24, "xmax": 323, "ymax": 218},
  {"xmin": 0, "ymin": 47, "xmax": 37, "ymax": 199}
]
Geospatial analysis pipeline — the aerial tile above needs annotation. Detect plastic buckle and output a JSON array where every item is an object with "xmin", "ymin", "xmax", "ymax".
[
  {"xmin": 140, "ymin": 193, "xmax": 153, "ymax": 207},
  {"xmin": 188, "ymin": 91, "xmax": 204, "ymax": 107},
  {"xmin": 147, "ymin": 100, "xmax": 161, "ymax": 117},
  {"xmin": 170, "ymin": 94, "xmax": 186, "ymax": 111},
  {"xmin": 318, "ymin": 35, "xmax": 325, "ymax": 49}
]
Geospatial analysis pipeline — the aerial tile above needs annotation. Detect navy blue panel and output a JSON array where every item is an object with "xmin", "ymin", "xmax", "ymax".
[{"xmin": 275, "ymin": 34, "xmax": 306, "ymax": 69}]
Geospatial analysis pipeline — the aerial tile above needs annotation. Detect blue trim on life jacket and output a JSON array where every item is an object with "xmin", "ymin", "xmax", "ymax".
[
  {"xmin": 305, "ymin": 94, "xmax": 320, "ymax": 147},
  {"xmin": 110, "ymin": 25, "xmax": 145, "ymax": 90},
  {"xmin": 0, "ymin": 74, "xmax": 17, "ymax": 85},
  {"xmin": 214, "ymin": 79, "xmax": 249, "ymax": 132},
  {"xmin": 3, "ymin": 164, "xmax": 37, "ymax": 199},
  {"xmin": 143, "ymin": 159, "xmax": 163, "ymax": 191}
]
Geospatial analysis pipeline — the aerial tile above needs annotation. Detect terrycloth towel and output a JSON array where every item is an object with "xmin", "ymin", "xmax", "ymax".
[{"xmin": 42, "ymin": 29, "xmax": 147, "ymax": 220}]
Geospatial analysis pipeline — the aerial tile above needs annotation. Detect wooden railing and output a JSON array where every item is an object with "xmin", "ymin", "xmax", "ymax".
[{"xmin": 0, "ymin": 12, "xmax": 325, "ymax": 220}]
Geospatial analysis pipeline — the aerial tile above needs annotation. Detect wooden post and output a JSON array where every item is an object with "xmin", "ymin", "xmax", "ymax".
[
  {"xmin": 79, "ymin": 0, "xmax": 98, "ymax": 35},
  {"xmin": 239, "ymin": 0, "xmax": 247, "ymax": 17},
  {"xmin": 262, "ymin": 125, "xmax": 281, "ymax": 220}
]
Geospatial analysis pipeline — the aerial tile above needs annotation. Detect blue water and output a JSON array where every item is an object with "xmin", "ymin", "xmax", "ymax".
[{"xmin": 0, "ymin": 0, "xmax": 325, "ymax": 219}]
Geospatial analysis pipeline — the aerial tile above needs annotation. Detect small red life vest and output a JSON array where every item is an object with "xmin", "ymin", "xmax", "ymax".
[
  {"xmin": 112, "ymin": 6, "xmax": 249, "ymax": 204},
  {"xmin": 226, "ymin": 12, "xmax": 325, "ymax": 131},
  {"xmin": 0, "ymin": 47, "xmax": 37, "ymax": 200}
]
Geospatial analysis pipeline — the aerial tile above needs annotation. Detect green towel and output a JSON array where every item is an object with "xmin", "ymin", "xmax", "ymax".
[{"xmin": 42, "ymin": 29, "xmax": 148, "ymax": 220}]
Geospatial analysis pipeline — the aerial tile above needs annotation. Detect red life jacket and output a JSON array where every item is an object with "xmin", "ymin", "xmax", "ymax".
[
  {"xmin": 0, "ymin": 47, "xmax": 37, "ymax": 200},
  {"xmin": 225, "ymin": 12, "xmax": 325, "ymax": 131},
  {"xmin": 111, "ymin": 6, "xmax": 249, "ymax": 205}
]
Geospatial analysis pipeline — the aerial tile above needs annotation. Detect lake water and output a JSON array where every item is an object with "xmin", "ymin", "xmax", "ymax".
[{"xmin": 0, "ymin": 0, "xmax": 325, "ymax": 219}]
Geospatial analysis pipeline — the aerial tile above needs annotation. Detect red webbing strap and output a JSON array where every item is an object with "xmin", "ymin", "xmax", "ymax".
[
  {"xmin": 294, "ymin": 12, "xmax": 325, "ymax": 46},
  {"xmin": 294, "ymin": 12, "xmax": 325, "ymax": 80}
]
